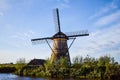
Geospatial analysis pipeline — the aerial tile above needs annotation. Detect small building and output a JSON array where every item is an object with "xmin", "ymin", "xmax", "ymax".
[{"xmin": 27, "ymin": 59, "xmax": 46, "ymax": 66}]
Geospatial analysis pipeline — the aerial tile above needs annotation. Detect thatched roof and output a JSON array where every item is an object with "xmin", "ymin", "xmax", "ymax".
[{"xmin": 27, "ymin": 59, "xmax": 46, "ymax": 66}]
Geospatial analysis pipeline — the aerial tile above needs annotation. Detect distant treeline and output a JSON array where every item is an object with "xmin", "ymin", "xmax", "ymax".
[{"xmin": 0, "ymin": 55, "xmax": 120, "ymax": 80}]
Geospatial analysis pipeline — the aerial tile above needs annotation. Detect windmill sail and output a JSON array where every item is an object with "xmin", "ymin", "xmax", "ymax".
[
  {"xmin": 31, "ymin": 37, "xmax": 52, "ymax": 41},
  {"xmin": 31, "ymin": 37, "xmax": 52, "ymax": 45},
  {"xmin": 66, "ymin": 30, "xmax": 89, "ymax": 37},
  {"xmin": 53, "ymin": 8, "xmax": 61, "ymax": 32}
]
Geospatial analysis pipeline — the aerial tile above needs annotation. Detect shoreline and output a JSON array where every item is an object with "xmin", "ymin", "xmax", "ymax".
[{"xmin": 0, "ymin": 56, "xmax": 120, "ymax": 80}]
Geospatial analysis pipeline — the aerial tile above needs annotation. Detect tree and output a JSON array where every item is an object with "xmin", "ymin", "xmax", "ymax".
[
  {"xmin": 73, "ymin": 56, "xmax": 83, "ymax": 64},
  {"xmin": 16, "ymin": 58, "xmax": 26, "ymax": 64}
]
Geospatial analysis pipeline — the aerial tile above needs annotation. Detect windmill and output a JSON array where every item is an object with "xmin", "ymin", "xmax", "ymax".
[{"xmin": 31, "ymin": 8, "xmax": 89, "ymax": 65}]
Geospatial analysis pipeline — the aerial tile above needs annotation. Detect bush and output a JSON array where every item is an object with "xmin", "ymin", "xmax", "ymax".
[{"xmin": 0, "ymin": 67, "xmax": 16, "ymax": 73}]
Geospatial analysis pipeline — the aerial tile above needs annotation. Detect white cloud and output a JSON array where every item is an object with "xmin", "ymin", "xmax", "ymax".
[
  {"xmin": 0, "ymin": 0, "xmax": 11, "ymax": 18},
  {"xmin": 55, "ymin": 0, "xmax": 70, "ymax": 9},
  {"xmin": 29, "ymin": 30, "xmax": 35, "ymax": 35},
  {"xmin": 72, "ymin": 23, "xmax": 120, "ymax": 62},
  {"xmin": 63, "ymin": 0, "xmax": 69, "ymax": 3},
  {"xmin": 56, "ymin": 0, "xmax": 70, "ymax": 3},
  {"xmin": 11, "ymin": 30, "xmax": 35, "ymax": 40},
  {"xmin": 89, "ymin": 0, "xmax": 119, "ymax": 19},
  {"xmin": 0, "ymin": 0, "xmax": 11, "ymax": 11},
  {"xmin": 94, "ymin": 10, "xmax": 120, "ymax": 27},
  {"xmin": 0, "ymin": 12, "xmax": 4, "ymax": 16},
  {"xmin": 10, "ymin": 30, "xmax": 36, "ymax": 48},
  {"xmin": 60, "ymin": 3, "xmax": 70, "ymax": 9}
]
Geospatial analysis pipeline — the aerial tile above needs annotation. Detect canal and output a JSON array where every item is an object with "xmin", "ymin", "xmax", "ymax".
[{"xmin": 0, "ymin": 73, "xmax": 77, "ymax": 80}]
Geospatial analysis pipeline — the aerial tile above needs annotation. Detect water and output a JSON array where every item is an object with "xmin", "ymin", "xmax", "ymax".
[
  {"xmin": 0, "ymin": 73, "xmax": 46, "ymax": 80},
  {"xmin": 0, "ymin": 73, "xmax": 76, "ymax": 80}
]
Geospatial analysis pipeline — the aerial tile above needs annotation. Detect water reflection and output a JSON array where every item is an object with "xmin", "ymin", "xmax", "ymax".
[
  {"xmin": 0, "ymin": 74, "xmax": 45, "ymax": 80},
  {"xmin": 0, "ymin": 73, "xmax": 91, "ymax": 80}
]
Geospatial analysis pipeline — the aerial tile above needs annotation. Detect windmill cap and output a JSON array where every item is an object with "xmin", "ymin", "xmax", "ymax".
[{"xmin": 52, "ymin": 32, "xmax": 68, "ymax": 39}]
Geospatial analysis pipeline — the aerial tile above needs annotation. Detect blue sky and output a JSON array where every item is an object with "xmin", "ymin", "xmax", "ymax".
[{"xmin": 0, "ymin": 0, "xmax": 120, "ymax": 63}]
